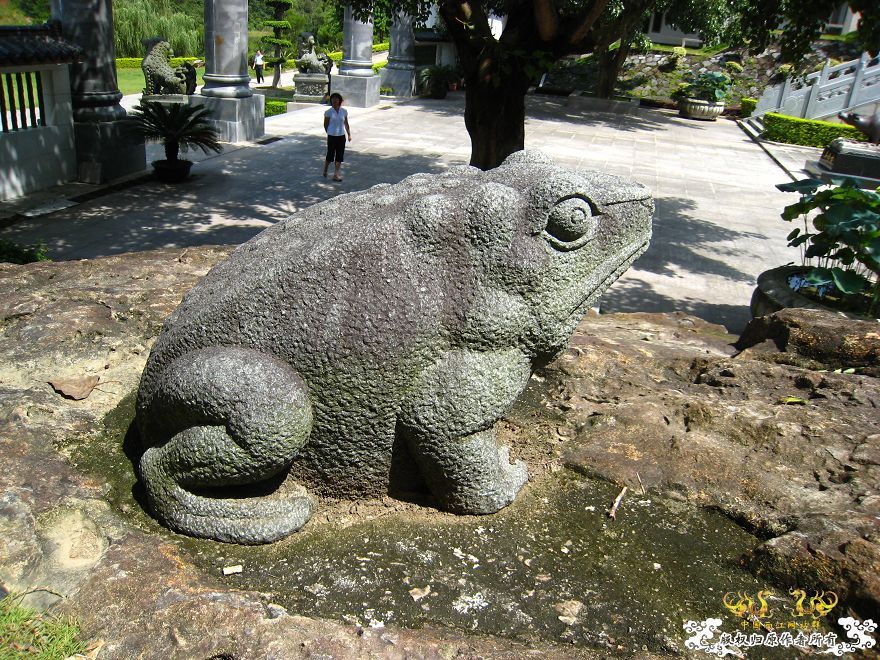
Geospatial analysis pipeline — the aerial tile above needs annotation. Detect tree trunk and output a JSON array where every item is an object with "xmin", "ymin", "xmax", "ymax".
[
  {"xmin": 272, "ymin": 64, "xmax": 282, "ymax": 88},
  {"xmin": 463, "ymin": 67, "xmax": 531, "ymax": 170},
  {"xmin": 595, "ymin": 43, "xmax": 632, "ymax": 98}
]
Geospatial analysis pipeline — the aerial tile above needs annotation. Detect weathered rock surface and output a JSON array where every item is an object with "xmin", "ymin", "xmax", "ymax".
[{"xmin": 0, "ymin": 247, "xmax": 877, "ymax": 657}]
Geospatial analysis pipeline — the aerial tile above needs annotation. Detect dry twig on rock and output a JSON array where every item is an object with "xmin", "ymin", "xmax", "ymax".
[{"xmin": 607, "ymin": 486, "xmax": 628, "ymax": 520}]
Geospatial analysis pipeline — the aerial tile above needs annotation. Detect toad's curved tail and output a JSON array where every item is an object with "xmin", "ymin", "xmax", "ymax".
[{"xmin": 137, "ymin": 346, "xmax": 314, "ymax": 544}]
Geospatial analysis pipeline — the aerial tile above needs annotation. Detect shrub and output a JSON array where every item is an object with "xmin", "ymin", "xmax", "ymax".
[
  {"xmin": 116, "ymin": 57, "xmax": 201, "ymax": 69},
  {"xmin": 724, "ymin": 60, "xmax": 744, "ymax": 74},
  {"xmin": 0, "ymin": 239, "xmax": 50, "ymax": 264},
  {"xmin": 740, "ymin": 97, "xmax": 757, "ymax": 117},
  {"xmin": 265, "ymin": 99, "xmax": 288, "ymax": 116},
  {"xmin": 372, "ymin": 60, "xmax": 387, "ymax": 74},
  {"xmin": 762, "ymin": 113, "xmax": 868, "ymax": 148},
  {"xmin": 372, "ymin": 42, "xmax": 389, "ymax": 52}
]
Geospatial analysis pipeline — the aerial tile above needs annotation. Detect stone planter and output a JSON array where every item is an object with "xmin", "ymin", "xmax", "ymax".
[
  {"xmin": 750, "ymin": 265, "xmax": 842, "ymax": 318},
  {"xmin": 678, "ymin": 98, "xmax": 725, "ymax": 121},
  {"xmin": 152, "ymin": 159, "xmax": 193, "ymax": 183}
]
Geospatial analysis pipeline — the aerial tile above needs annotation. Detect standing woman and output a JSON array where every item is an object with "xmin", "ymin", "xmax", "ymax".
[
  {"xmin": 253, "ymin": 50, "xmax": 264, "ymax": 84},
  {"xmin": 323, "ymin": 93, "xmax": 351, "ymax": 182}
]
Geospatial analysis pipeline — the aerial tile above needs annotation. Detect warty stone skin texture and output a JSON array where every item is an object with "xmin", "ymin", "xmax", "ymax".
[{"xmin": 135, "ymin": 151, "xmax": 654, "ymax": 544}]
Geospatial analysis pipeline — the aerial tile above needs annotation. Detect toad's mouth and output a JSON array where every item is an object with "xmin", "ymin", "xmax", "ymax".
[{"xmin": 566, "ymin": 236, "xmax": 651, "ymax": 317}]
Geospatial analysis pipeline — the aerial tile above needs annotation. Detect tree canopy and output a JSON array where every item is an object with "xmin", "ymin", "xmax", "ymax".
[{"xmin": 347, "ymin": 0, "xmax": 879, "ymax": 169}]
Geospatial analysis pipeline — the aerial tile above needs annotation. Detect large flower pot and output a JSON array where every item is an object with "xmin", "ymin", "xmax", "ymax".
[
  {"xmin": 678, "ymin": 98, "xmax": 725, "ymax": 121},
  {"xmin": 750, "ymin": 265, "xmax": 837, "ymax": 318},
  {"xmin": 152, "ymin": 159, "xmax": 193, "ymax": 183}
]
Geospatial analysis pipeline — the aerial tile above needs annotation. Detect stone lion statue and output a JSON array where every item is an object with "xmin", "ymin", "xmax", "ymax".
[
  {"xmin": 141, "ymin": 39, "xmax": 192, "ymax": 95},
  {"xmin": 295, "ymin": 34, "xmax": 332, "ymax": 75}
]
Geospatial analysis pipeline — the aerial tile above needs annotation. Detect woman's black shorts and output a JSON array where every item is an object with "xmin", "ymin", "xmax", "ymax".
[{"xmin": 326, "ymin": 135, "xmax": 346, "ymax": 163}]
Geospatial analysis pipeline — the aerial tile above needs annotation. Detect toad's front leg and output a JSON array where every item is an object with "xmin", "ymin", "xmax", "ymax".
[
  {"xmin": 398, "ymin": 348, "xmax": 530, "ymax": 514},
  {"xmin": 136, "ymin": 346, "xmax": 315, "ymax": 544}
]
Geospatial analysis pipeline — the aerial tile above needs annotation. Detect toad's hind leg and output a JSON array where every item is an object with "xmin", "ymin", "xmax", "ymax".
[{"xmin": 137, "ymin": 346, "xmax": 315, "ymax": 544}]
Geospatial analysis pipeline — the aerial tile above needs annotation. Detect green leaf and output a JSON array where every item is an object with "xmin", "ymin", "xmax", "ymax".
[
  {"xmin": 777, "ymin": 179, "xmax": 822, "ymax": 194},
  {"xmin": 786, "ymin": 228, "xmax": 801, "ymax": 241},
  {"xmin": 830, "ymin": 268, "xmax": 869, "ymax": 294},
  {"xmin": 804, "ymin": 267, "xmax": 833, "ymax": 285}
]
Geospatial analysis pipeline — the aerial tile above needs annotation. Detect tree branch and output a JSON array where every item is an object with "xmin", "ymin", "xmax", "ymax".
[
  {"xmin": 533, "ymin": 0, "xmax": 559, "ymax": 43},
  {"xmin": 566, "ymin": 0, "xmax": 611, "ymax": 46},
  {"xmin": 438, "ymin": 0, "xmax": 496, "ymax": 69}
]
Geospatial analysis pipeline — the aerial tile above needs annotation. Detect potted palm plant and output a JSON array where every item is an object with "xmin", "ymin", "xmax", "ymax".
[
  {"xmin": 751, "ymin": 178, "xmax": 880, "ymax": 319},
  {"xmin": 673, "ymin": 71, "xmax": 732, "ymax": 121},
  {"xmin": 418, "ymin": 65, "xmax": 458, "ymax": 99},
  {"xmin": 123, "ymin": 101, "xmax": 223, "ymax": 183}
]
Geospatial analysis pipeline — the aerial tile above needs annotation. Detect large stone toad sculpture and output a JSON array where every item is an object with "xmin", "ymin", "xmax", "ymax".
[{"xmin": 136, "ymin": 151, "xmax": 654, "ymax": 544}]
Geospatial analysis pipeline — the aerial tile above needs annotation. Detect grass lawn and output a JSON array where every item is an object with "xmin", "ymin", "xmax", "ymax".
[
  {"xmin": 116, "ymin": 67, "xmax": 206, "ymax": 96},
  {"xmin": 0, "ymin": 593, "xmax": 88, "ymax": 657}
]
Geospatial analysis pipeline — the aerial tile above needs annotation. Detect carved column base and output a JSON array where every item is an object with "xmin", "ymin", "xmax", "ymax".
[
  {"xmin": 191, "ymin": 95, "xmax": 265, "ymax": 143},
  {"xmin": 330, "ymin": 74, "xmax": 380, "ymax": 108},
  {"xmin": 380, "ymin": 66, "xmax": 416, "ymax": 97}
]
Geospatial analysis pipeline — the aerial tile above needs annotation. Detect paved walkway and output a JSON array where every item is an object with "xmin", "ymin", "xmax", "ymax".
[{"xmin": 0, "ymin": 93, "xmax": 821, "ymax": 334}]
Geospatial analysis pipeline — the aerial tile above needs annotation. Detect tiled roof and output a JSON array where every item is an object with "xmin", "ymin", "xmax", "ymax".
[{"xmin": 0, "ymin": 22, "xmax": 84, "ymax": 67}]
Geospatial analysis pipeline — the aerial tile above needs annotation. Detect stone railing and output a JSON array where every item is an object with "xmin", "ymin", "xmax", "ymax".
[{"xmin": 754, "ymin": 52, "xmax": 880, "ymax": 120}]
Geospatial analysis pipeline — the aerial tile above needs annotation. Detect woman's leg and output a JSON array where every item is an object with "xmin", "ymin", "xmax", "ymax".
[
  {"xmin": 333, "ymin": 139, "xmax": 346, "ymax": 181},
  {"xmin": 324, "ymin": 137, "xmax": 336, "ymax": 177}
]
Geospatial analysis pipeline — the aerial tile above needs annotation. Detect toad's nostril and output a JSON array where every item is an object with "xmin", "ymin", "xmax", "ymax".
[{"xmin": 545, "ymin": 197, "xmax": 597, "ymax": 243}]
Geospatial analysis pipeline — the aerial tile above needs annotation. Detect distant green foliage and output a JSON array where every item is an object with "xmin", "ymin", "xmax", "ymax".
[
  {"xmin": 265, "ymin": 99, "xmax": 288, "ymax": 116},
  {"xmin": 0, "ymin": 592, "xmax": 85, "ymax": 656},
  {"xmin": 740, "ymin": 97, "xmax": 757, "ymax": 117},
  {"xmin": 372, "ymin": 60, "xmax": 387, "ymax": 74},
  {"xmin": 0, "ymin": 239, "xmax": 50, "ymax": 264},
  {"xmin": 9, "ymin": 0, "xmax": 49, "ymax": 23},
  {"xmin": 762, "ymin": 113, "xmax": 868, "ymax": 148},
  {"xmin": 114, "ymin": 0, "xmax": 203, "ymax": 57}
]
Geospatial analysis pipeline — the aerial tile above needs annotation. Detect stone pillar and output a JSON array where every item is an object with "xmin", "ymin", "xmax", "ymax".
[
  {"xmin": 381, "ymin": 12, "xmax": 416, "ymax": 97},
  {"xmin": 331, "ymin": 5, "xmax": 379, "ymax": 107},
  {"xmin": 51, "ymin": 0, "xmax": 146, "ymax": 183},
  {"xmin": 199, "ymin": 0, "xmax": 264, "ymax": 141}
]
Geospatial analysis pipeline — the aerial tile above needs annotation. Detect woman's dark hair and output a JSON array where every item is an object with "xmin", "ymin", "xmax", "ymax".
[{"xmin": 329, "ymin": 92, "xmax": 343, "ymax": 103}]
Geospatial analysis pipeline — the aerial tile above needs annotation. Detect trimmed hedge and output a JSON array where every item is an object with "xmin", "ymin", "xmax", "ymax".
[
  {"xmin": 372, "ymin": 60, "xmax": 387, "ymax": 74},
  {"xmin": 117, "ymin": 57, "xmax": 201, "ymax": 69},
  {"xmin": 761, "ymin": 112, "xmax": 868, "ymax": 147},
  {"xmin": 740, "ymin": 97, "xmax": 757, "ymax": 118},
  {"xmin": 265, "ymin": 99, "xmax": 288, "ymax": 117}
]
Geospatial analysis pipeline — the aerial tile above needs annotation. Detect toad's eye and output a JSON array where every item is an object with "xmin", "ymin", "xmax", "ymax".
[{"xmin": 543, "ymin": 196, "xmax": 599, "ymax": 250}]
